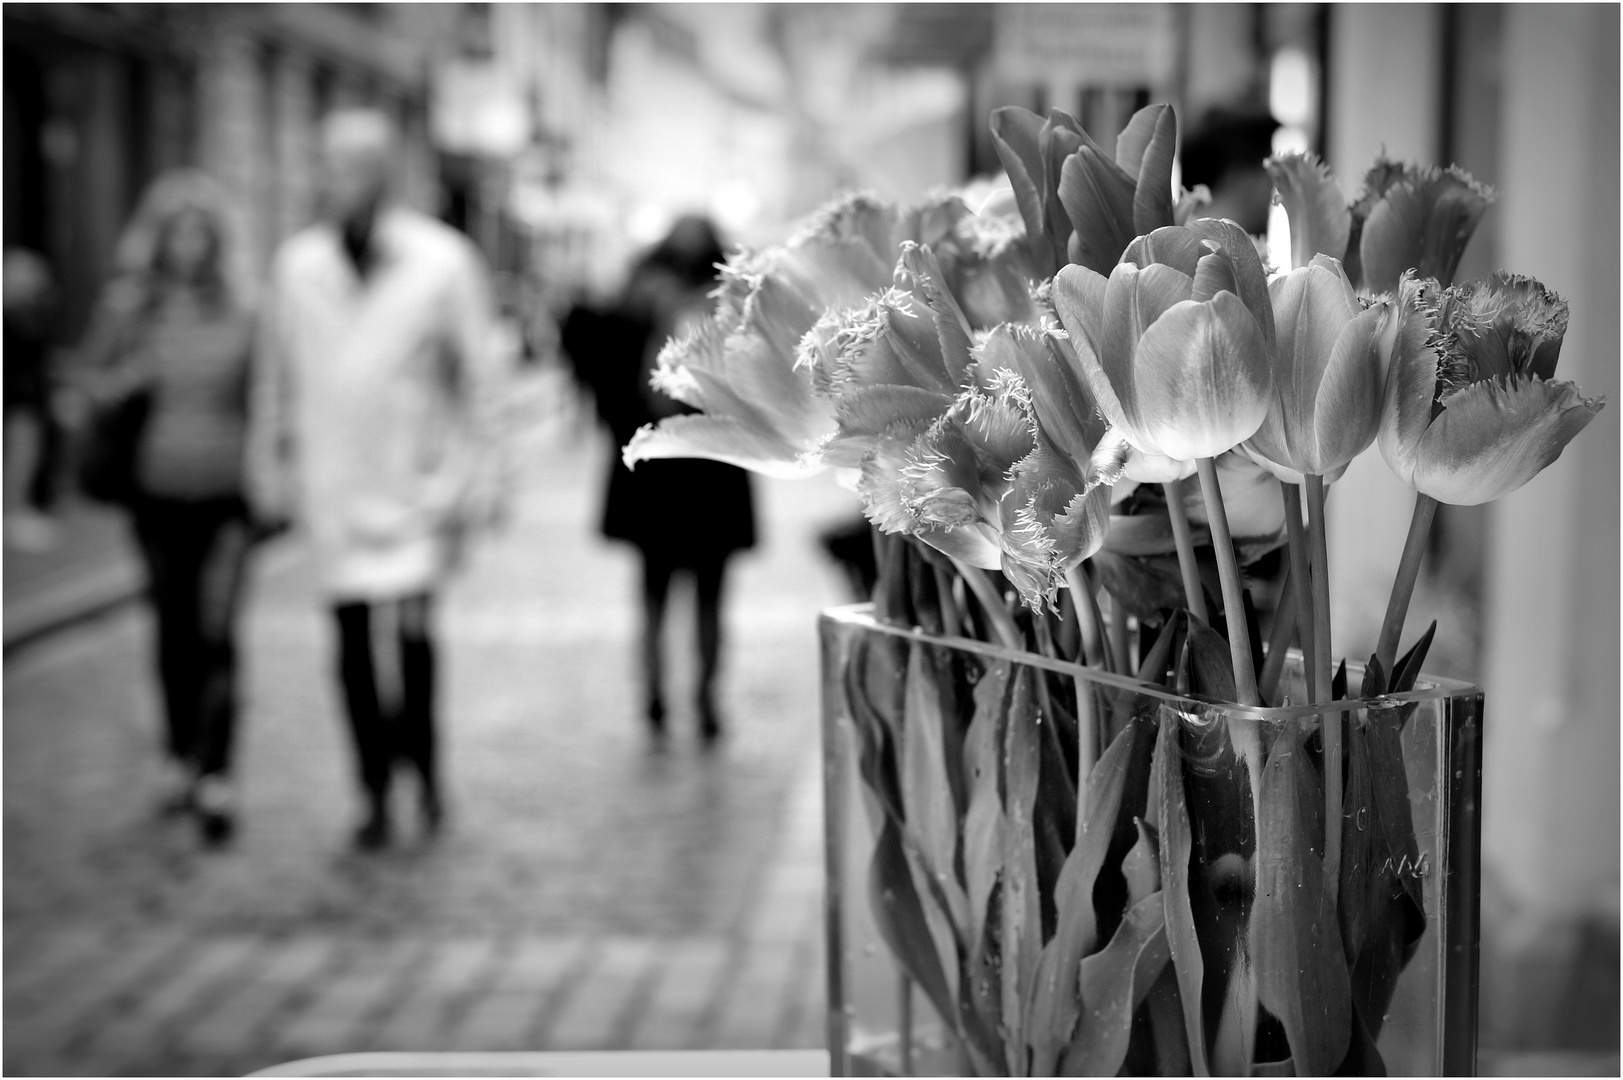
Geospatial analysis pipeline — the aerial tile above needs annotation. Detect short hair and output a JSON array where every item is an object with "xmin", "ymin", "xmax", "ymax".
[{"xmin": 319, "ymin": 107, "xmax": 399, "ymax": 163}]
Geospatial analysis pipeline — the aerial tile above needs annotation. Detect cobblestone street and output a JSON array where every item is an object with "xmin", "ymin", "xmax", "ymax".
[{"xmin": 4, "ymin": 376, "xmax": 859, "ymax": 1075}]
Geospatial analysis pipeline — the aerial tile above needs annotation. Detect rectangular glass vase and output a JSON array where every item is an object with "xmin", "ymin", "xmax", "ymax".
[{"xmin": 820, "ymin": 604, "xmax": 1483, "ymax": 1077}]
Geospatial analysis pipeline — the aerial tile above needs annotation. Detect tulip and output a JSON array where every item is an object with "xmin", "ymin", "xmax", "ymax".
[
  {"xmin": 991, "ymin": 103, "xmax": 1184, "ymax": 279},
  {"xmin": 1379, "ymin": 271, "xmax": 1602, "ymax": 506},
  {"xmin": 1266, "ymin": 152, "xmax": 1494, "ymax": 294},
  {"xmin": 1245, "ymin": 255, "xmax": 1391, "ymax": 484},
  {"xmin": 625, "ymin": 192, "xmax": 909, "ymax": 477},
  {"xmin": 1052, "ymin": 218, "xmax": 1276, "ymax": 700},
  {"xmin": 804, "ymin": 243, "xmax": 974, "ymax": 470},
  {"xmin": 855, "ymin": 368, "xmax": 1036, "ymax": 573},
  {"xmin": 1056, "ymin": 103, "xmax": 1179, "ymax": 276},
  {"xmin": 975, "ymin": 323, "xmax": 1113, "ymax": 607},
  {"xmin": 1373, "ymin": 269, "xmax": 1603, "ymax": 679},
  {"xmin": 1051, "ymin": 218, "xmax": 1276, "ymax": 470}
]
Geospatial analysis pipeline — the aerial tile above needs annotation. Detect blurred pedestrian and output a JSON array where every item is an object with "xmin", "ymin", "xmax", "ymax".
[
  {"xmin": 560, "ymin": 216, "xmax": 755, "ymax": 743},
  {"xmin": 248, "ymin": 108, "xmax": 509, "ymax": 850},
  {"xmin": 1179, "ymin": 107, "xmax": 1282, "ymax": 237},
  {"xmin": 71, "ymin": 170, "xmax": 257, "ymax": 843},
  {"xmin": 4, "ymin": 248, "xmax": 62, "ymax": 552}
]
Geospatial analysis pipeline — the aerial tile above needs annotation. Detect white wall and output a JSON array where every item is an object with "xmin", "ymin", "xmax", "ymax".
[{"xmin": 1481, "ymin": 4, "xmax": 1620, "ymax": 921}]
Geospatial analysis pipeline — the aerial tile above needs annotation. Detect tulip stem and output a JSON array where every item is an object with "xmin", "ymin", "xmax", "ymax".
[
  {"xmin": 1375, "ymin": 493, "xmax": 1439, "ymax": 681},
  {"xmin": 1305, "ymin": 472, "xmax": 1341, "ymax": 899},
  {"xmin": 1281, "ymin": 482, "xmax": 1318, "ymax": 703},
  {"xmin": 1195, "ymin": 458, "xmax": 1259, "ymax": 706},
  {"xmin": 932, "ymin": 563, "xmax": 963, "ymax": 639},
  {"xmin": 1258, "ymin": 565, "xmax": 1298, "ymax": 706},
  {"xmin": 1065, "ymin": 564, "xmax": 1108, "ymax": 671},
  {"xmin": 951, "ymin": 558, "xmax": 1024, "ymax": 651},
  {"xmin": 1109, "ymin": 590, "xmax": 1133, "ymax": 675},
  {"xmin": 1162, "ymin": 479, "xmax": 1209, "ymax": 624}
]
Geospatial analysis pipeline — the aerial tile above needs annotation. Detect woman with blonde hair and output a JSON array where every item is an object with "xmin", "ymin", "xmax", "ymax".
[{"xmin": 74, "ymin": 168, "xmax": 258, "ymax": 844}]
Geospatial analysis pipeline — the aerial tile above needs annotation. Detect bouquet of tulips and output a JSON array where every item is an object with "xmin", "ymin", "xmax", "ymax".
[{"xmin": 625, "ymin": 104, "xmax": 1601, "ymax": 1076}]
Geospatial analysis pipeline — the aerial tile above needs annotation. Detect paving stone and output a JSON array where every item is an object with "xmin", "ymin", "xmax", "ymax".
[
  {"xmin": 175, "ymin": 936, "xmax": 342, "ymax": 1057},
  {"xmin": 82, "ymin": 935, "xmax": 261, "ymax": 1061},
  {"xmin": 5, "ymin": 398, "xmax": 853, "ymax": 1074},
  {"xmin": 369, "ymin": 938, "xmax": 504, "ymax": 1050},
  {"xmin": 625, "ymin": 938, "xmax": 731, "ymax": 1050},
  {"xmin": 540, "ymin": 937, "xmax": 659, "ymax": 1050},
  {"xmin": 270, "ymin": 941, "xmax": 426, "ymax": 1057},
  {"xmin": 6, "ymin": 926, "xmax": 193, "ymax": 1061}
]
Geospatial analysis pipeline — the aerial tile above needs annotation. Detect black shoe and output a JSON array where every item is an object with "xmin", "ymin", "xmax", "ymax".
[
  {"xmin": 354, "ymin": 806, "xmax": 391, "ymax": 851},
  {"xmin": 195, "ymin": 776, "xmax": 236, "ymax": 846},
  {"xmin": 698, "ymin": 697, "xmax": 723, "ymax": 743},
  {"xmin": 420, "ymin": 787, "xmax": 444, "ymax": 835},
  {"xmin": 646, "ymin": 696, "xmax": 666, "ymax": 735}
]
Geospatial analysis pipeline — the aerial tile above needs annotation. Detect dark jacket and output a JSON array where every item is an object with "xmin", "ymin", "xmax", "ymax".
[{"xmin": 561, "ymin": 298, "xmax": 755, "ymax": 564}]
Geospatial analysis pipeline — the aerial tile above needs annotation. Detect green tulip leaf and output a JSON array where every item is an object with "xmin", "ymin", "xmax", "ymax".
[
  {"xmin": 963, "ymin": 660, "xmax": 1012, "ymax": 957},
  {"xmin": 901, "ymin": 643, "xmax": 970, "ymax": 940},
  {"xmin": 1156, "ymin": 710, "xmax": 1212, "ymax": 1075},
  {"xmin": 1251, "ymin": 723, "xmax": 1354, "ymax": 1077},
  {"xmin": 1102, "ymin": 510, "xmax": 1212, "ymax": 557},
  {"xmin": 1339, "ymin": 711, "xmax": 1426, "ymax": 1039},
  {"xmin": 1060, "ymin": 891, "xmax": 1172, "ymax": 1076},
  {"xmin": 999, "ymin": 665, "xmax": 1045, "ymax": 1067},
  {"xmin": 1025, "ymin": 711, "xmax": 1154, "ymax": 1075},
  {"xmin": 1122, "ymin": 817, "xmax": 1162, "ymax": 903},
  {"xmin": 868, "ymin": 816, "xmax": 959, "ymax": 1039},
  {"xmin": 1392, "ymin": 620, "xmax": 1437, "ymax": 693},
  {"xmin": 1090, "ymin": 549, "xmax": 1187, "ymax": 623},
  {"xmin": 1212, "ymin": 937, "xmax": 1259, "ymax": 1078}
]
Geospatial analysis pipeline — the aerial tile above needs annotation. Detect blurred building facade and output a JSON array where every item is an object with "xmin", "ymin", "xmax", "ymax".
[{"xmin": 3, "ymin": 3, "xmax": 442, "ymax": 341}]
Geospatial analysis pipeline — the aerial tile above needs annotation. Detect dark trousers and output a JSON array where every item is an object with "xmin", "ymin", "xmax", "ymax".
[
  {"xmin": 332, "ymin": 594, "xmax": 437, "ymax": 809},
  {"xmin": 640, "ymin": 550, "xmax": 728, "ymax": 706},
  {"xmin": 131, "ymin": 495, "xmax": 252, "ymax": 777}
]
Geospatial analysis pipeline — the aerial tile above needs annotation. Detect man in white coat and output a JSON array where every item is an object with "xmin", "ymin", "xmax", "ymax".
[{"xmin": 249, "ymin": 109, "xmax": 509, "ymax": 849}]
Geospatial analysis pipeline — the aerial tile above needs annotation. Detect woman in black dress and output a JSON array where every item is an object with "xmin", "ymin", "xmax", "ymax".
[{"xmin": 562, "ymin": 217, "xmax": 755, "ymax": 741}]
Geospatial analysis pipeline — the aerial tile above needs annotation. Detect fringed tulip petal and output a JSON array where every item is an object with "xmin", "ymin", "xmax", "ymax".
[
  {"xmin": 623, "ymin": 416, "xmax": 821, "ymax": 478},
  {"xmin": 1410, "ymin": 376, "xmax": 1602, "ymax": 505},
  {"xmin": 982, "ymin": 323, "xmax": 1105, "ymax": 468},
  {"xmin": 1378, "ymin": 334, "xmax": 1443, "ymax": 489},
  {"xmin": 1264, "ymin": 153, "xmax": 1352, "ymax": 271},
  {"xmin": 900, "ymin": 243, "xmax": 978, "ymax": 386},
  {"xmin": 1130, "ymin": 293, "xmax": 1273, "ymax": 461},
  {"xmin": 1358, "ymin": 167, "xmax": 1493, "ymax": 294}
]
